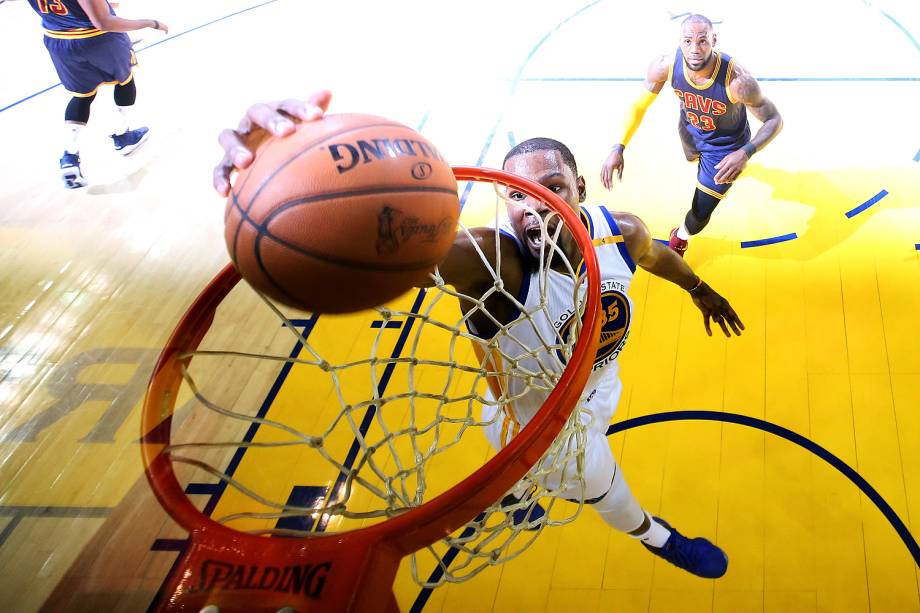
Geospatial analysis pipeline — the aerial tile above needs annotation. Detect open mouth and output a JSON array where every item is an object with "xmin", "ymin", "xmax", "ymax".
[
  {"xmin": 524, "ymin": 225, "xmax": 544, "ymax": 253},
  {"xmin": 522, "ymin": 218, "xmax": 560, "ymax": 256}
]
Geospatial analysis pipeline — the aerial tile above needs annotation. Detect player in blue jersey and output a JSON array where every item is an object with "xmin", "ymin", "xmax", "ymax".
[
  {"xmin": 27, "ymin": 0, "xmax": 168, "ymax": 188},
  {"xmin": 600, "ymin": 14, "xmax": 783, "ymax": 256}
]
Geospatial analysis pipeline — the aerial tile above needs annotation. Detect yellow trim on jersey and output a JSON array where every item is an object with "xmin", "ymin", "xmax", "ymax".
[
  {"xmin": 667, "ymin": 57, "xmax": 674, "ymax": 88},
  {"xmin": 44, "ymin": 27, "xmax": 106, "ymax": 39},
  {"xmin": 697, "ymin": 182, "xmax": 726, "ymax": 200},
  {"xmin": 683, "ymin": 52, "xmax": 722, "ymax": 91},
  {"xmin": 592, "ymin": 235, "xmax": 624, "ymax": 247},
  {"xmin": 576, "ymin": 234, "xmax": 623, "ymax": 274},
  {"xmin": 725, "ymin": 57, "xmax": 738, "ymax": 103},
  {"xmin": 471, "ymin": 344, "xmax": 521, "ymax": 447},
  {"xmin": 499, "ymin": 409, "xmax": 521, "ymax": 448},
  {"xmin": 66, "ymin": 67, "xmax": 135, "ymax": 97}
]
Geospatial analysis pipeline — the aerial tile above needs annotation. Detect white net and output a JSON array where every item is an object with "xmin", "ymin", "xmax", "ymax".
[{"xmin": 162, "ymin": 173, "xmax": 597, "ymax": 589}]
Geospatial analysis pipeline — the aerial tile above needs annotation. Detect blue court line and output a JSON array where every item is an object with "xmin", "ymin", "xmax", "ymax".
[
  {"xmin": 150, "ymin": 538, "xmax": 188, "ymax": 551},
  {"xmin": 740, "ymin": 232, "xmax": 798, "ymax": 248},
  {"xmin": 319, "ymin": 288, "xmax": 429, "ymax": 523},
  {"xmin": 184, "ymin": 482, "xmax": 221, "ymax": 495},
  {"xmin": 411, "ymin": 4, "xmax": 608, "ymax": 608},
  {"xmin": 0, "ymin": 504, "xmax": 111, "ymax": 517},
  {"xmin": 0, "ymin": 0, "xmax": 280, "ymax": 114},
  {"xmin": 412, "ymin": 408, "xmax": 920, "ymax": 609},
  {"xmin": 417, "ymin": 110, "xmax": 431, "ymax": 132},
  {"xmin": 370, "ymin": 320, "xmax": 403, "ymax": 329},
  {"xmin": 0, "ymin": 84, "xmax": 62, "ymax": 114},
  {"xmin": 132, "ymin": 0, "xmax": 280, "ymax": 54},
  {"xmin": 845, "ymin": 189, "xmax": 888, "ymax": 219},
  {"xmin": 880, "ymin": 9, "xmax": 920, "ymax": 56},
  {"xmin": 309, "ymin": 137, "xmax": 485, "ymax": 544},
  {"xmin": 202, "ymin": 315, "xmax": 318, "ymax": 516},
  {"xmin": 409, "ymin": 525, "xmax": 480, "ymax": 613},
  {"xmin": 0, "ymin": 517, "xmax": 20, "ymax": 548},
  {"xmin": 156, "ymin": 105, "xmax": 433, "ymax": 550},
  {"xmin": 464, "ymin": 0, "xmax": 603, "ymax": 212},
  {"xmin": 146, "ymin": 314, "xmax": 318, "ymax": 612},
  {"xmin": 509, "ymin": 0, "xmax": 602, "ymax": 95},
  {"xmin": 0, "ymin": 505, "xmax": 111, "ymax": 547},
  {"xmin": 516, "ymin": 76, "xmax": 920, "ymax": 82},
  {"xmin": 299, "ymin": 109, "xmax": 455, "ymax": 539},
  {"xmin": 606, "ymin": 411, "xmax": 920, "ymax": 568}
]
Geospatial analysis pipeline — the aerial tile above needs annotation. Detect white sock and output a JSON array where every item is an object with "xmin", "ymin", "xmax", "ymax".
[
  {"xmin": 114, "ymin": 104, "xmax": 132, "ymax": 135},
  {"xmin": 676, "ymin": 223, "xmax": 691, "ymax": 240},
  {"xmin": 630, "ymin": 512, "xmax": 671, "ymax": 548},
  {"xmin": 64, "ymin": 122, "xmax": 83, "ymax": 154}
]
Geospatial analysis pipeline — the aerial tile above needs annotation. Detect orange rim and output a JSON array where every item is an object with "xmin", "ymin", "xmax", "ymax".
[{"xmin": 141, "ymin": 166, "xmax": 602, "ymax": 611}]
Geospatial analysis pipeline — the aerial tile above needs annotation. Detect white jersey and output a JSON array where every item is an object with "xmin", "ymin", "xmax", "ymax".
[{"xmin": 481, "ymin": 204, "xmax": 636, "ymax": 448}]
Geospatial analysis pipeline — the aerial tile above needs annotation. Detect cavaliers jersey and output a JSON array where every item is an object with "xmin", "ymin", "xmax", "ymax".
[
  {"xmin": 670, "ymin": 48, "xmax": 750, "ymax": 152},
  {"xmin": 479, "ymin": 204, "xmax": 636, "ymax": 448},
  {"xmin": 28, "ymin": 0, "xmax": 115, "ymax": 39}
]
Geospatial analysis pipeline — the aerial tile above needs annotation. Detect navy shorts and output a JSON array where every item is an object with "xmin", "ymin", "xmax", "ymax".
[
  {"xmin": 677, "ymin": 118, "xmax": 737, "ymax": 201},
  {"xmin": 44, "ymin": 32, "xmax": 136, "ymax": 97}
]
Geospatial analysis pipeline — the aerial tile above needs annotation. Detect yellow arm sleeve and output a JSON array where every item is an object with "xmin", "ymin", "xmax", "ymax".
[{"xmin": 617, "ymin": 88, "xmax": 658, "ymax": 147}]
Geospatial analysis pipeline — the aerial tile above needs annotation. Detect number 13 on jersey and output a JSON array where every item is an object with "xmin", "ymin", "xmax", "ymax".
[{"xmin": 36, "ymin": 0, "xmax": 70, "ymax": 15}]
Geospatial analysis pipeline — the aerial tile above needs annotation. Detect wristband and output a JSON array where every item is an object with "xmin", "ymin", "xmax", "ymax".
[
  {"xmin": 741, "ymin": 143, "xmax": 756, "ymax": 158},
  {"xmin": 153, "ymin": 20, "xmax": 160, "ymax": 30},
  {"xmin": 688, "ymin": 277, "xmax": 704, "ymax": 294}
]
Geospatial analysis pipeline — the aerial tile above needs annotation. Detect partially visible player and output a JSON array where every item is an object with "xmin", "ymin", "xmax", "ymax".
[
  {"xmin": 212, "ymin": 92, "xmax": 745, "ymax": 580},
  {"xmin": 600, "ymin": 14, "xmax": 783, "ymax": 256},
  {"xmin": 26, "ymin": 0, "xmax": 168, "ymax": 188}
]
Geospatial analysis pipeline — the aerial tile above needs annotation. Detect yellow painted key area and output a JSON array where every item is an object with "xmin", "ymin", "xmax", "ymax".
[{"xmin": 1, "ymin": 0, "xmax": 918, "ymax": 611}]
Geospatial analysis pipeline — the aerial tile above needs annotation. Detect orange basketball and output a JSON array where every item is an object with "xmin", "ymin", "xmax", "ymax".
[{"xmin": 225, "ymin": 114, "xmax": 460, "ymax": 314}]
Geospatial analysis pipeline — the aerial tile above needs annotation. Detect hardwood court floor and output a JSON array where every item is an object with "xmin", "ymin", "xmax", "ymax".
[{"xmin": 1, "ymin": 0, "xmax": 919, "ymax": 611}]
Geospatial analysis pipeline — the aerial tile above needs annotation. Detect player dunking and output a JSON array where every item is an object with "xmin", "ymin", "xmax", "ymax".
[
  {"xmin": 26, "ymin": 0, "xmax": 167, "ymax": 188},
  {"xmin": 600, "ymin": 14, "xmax": 783, "ymax": 256},
  {"xmin": 212, "ymin": 92, "xmax": 745, "ymax": 579}
]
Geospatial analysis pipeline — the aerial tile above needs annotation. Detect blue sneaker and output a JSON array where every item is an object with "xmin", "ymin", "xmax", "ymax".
[
  {"xmin": 641, "ymin": 517, "xmax": 728, "ymax": 578},
  {"xmin": 110, "ymin": 126, "xmax": 149, "ymax": 156},
  {"xmin": 500, "ymin": 493, "xmax": 545, "ymax": 531},
  {"xmin": 59, "ymin": 151, "xmax": 87, "ymax": 189}
]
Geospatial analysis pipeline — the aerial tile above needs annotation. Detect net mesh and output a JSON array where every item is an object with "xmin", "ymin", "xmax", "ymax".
[{"xmin": 161, "ymin": 174, "xmax": 595, "ymax": 589}]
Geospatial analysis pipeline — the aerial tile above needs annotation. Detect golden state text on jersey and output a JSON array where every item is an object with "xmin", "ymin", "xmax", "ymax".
[{"xmin": 557, "ymin": 278, "xmax": 630, "ymax": 371}]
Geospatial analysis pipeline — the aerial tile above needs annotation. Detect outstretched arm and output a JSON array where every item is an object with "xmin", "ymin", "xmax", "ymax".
[
  {"xmin": 616, "ymin": 213, "xmax": 744, "ymax": 337},
  {"xmin": 600, "ymin": 55, "xmax": 670, "ymax": 189},
  {"xmin": 77, "ymin": 0, "xmax": 168, "ymax": 33},
  {"xmin": 713, "ymin": 64, "xmax": 783, "ymax": 184}
]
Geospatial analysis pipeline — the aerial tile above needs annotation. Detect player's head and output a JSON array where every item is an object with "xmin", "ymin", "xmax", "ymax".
[
  {"xmin": 502, "ymin": 138, "xmax": 586, "ymax": 259},
  {"xmin": 680, "ymin": 14, "xmax": 716, "ymax": 71}
]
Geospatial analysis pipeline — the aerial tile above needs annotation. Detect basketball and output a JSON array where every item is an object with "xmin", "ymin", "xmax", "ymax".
[{"xmin": 224, "ymin": 113, "xmax": 460, "ymax": 314}]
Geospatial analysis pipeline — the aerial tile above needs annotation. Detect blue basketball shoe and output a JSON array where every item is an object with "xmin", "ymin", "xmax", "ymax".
[
  {"xmin": 111, "ymin": 126, "xmax": 150, "ymax": 156},
  {"xmin": 642, "ymin": 517, "xmax": 728, "ymax": 578},
  {"xmin": 59, "ymin": 152, "xmax": 88, "ymax": 189}
]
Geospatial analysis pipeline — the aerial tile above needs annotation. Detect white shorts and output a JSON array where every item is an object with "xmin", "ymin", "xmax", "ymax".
[{"xmin": 482, "ymin": 400, "xmax": 619, "ymax": 501}]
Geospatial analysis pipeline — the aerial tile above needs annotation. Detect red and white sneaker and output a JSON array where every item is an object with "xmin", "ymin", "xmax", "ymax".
[{"xmin": 668, "ymin": 227, "xmax": 689, "ymax": 257}]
